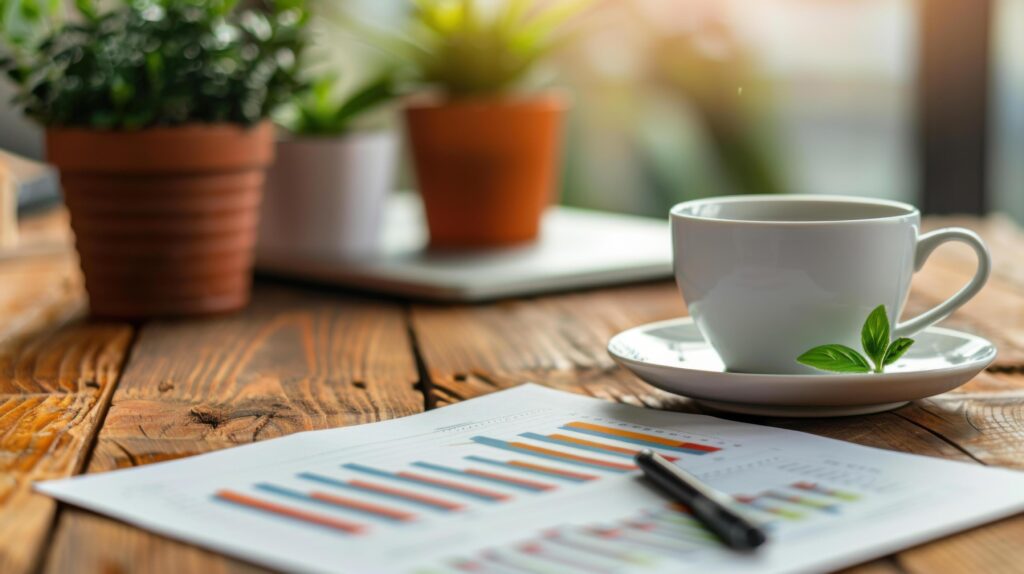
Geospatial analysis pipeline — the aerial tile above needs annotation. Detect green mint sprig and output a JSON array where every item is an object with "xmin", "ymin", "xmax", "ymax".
[{"xmin": 797, "ymin": 305, "xmax": 914, "ymax": 374}]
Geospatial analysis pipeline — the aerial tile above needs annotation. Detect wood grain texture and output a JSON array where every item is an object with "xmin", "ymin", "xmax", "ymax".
[
  {"xmin": 896, "ymin": 514, "xmax": 1024, "ymax": 573},
  {"xmin": 895, "ymin": 395, "xmax": 1024, "ymax": 468},
  {"xmin": 0, "ymin": 324, "xmax": 133, "ymax": 574},
  {"xmin": 412, "ymin": 282, "xmax": 686, "ymax": 407},
  {"xmin": 0, "ymin": 208, "xmax": 134, "ymax": 574},
  {"xmin": 45, "ymin": 283, "xmax": 421, "ymax": 574}
]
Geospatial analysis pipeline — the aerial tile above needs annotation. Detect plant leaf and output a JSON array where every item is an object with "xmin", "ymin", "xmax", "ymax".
[
  {"xmin": 882, "ymin": 337, "xmax": 915, "ymax": 366},
  {"xmin": 797, "ymin": 344, "xmax": 872, "ymax": 373},
  {"xmin": 861, "ymin": 304, "xmax": 890, "ymax": 369}
]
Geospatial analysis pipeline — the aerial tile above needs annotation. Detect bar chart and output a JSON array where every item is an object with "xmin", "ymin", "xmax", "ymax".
[
  {"xmin": 42, "ymin": 384, "xmax": 1024, "ymax": 574},
  {"xmin": 208, "ymin": 416, "xmax": 874, "ymax": 553}
]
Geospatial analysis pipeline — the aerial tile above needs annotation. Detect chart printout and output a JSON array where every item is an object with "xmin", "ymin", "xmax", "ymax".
[{"xmin": 37, "ymin": 384, "xmax": 1024, "ymax": 574}]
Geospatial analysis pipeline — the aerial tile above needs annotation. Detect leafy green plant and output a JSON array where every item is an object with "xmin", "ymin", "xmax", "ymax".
[
  {"xmin": 275, "ymin": 72, "xmax": 398, "ymax": 136},
  {"xmin": 0, "ymin": 0, "xmax": 308, "ymax": 129},
  {"xmin": 797, "ymin": 305, "xmax": 915, "ymax": 374},
  {"xmin": 339, "ymin": 0, "xmax": 595, "ymax": 98}
]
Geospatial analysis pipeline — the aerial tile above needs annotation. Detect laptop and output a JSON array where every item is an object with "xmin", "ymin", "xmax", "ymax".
[{"xmin": 256, "ymin": 194, "xmax": 673, "ymax": 302}]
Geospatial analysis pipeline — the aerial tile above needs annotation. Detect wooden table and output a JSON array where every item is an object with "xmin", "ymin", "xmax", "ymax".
[{"xmin": 3, "ymin": 209, "xmax": 1023, "ymax": 574}]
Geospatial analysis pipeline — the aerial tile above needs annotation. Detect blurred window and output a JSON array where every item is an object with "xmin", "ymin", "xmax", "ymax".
[{"xmin": 993, "ymin": 0, "xmax": 1024, "ymax": 223}]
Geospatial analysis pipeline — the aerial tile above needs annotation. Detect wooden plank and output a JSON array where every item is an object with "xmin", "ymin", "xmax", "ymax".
[
  {"xmin": 0, "ymin": 323, "xmax": 133, "ymax": 574},
  {"xmin": 413, "ymin": 282, "xmax": 685, "ymax": 407},
  {"xmin": 44, "ymin": 284, "xmax": 421, "ymax": 573},
  {"xmin": 895, "ymin": 395, "xmax": 1024, "ymax": 469},
  {"xmin": 897, "ymin": 514, "xmax": 1024, "ymax": 573},
  {"xmin": 0, "ymin": 206, "xmax": 135, "ymax": 574}
]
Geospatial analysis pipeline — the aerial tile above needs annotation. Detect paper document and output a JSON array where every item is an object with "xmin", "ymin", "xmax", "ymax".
[{"xmin": 38, "ymin": 384, "xmax": 1024, "ymax": 573}]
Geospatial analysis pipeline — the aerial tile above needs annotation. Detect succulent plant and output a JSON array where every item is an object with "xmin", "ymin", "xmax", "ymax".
[
  {"xmin": 0, "ymin": 0, "xmax": 308, "ymax": 129},
  {"xmin": 341, "ymin": 0, "xmax": 594, "ymax": 99},
  {"xmin": 275, "ymin": 71, "xmax": 398, "ymax": 136}
]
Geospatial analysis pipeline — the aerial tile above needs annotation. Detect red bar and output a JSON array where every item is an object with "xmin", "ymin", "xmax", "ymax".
[
  {"xmin": 465, "ymin": 469, "xmax": 557, "ymax": 491},
  {"xmin": 216, "ymin": 490, "xmax": 364, "ymax": 534},
  {"xmin": 348, "ymin": 480, "xmax": 465, "ymax": 511},
  {"xmin": 396, "ymin": 471, "xmax": 513, "ymax": 501},
  {"xmin": 626, "ymin": 520, "xmax": 656, "ymax": 531},
  {"xmin": 309, "ymin": 491, "xmax": 417, "ymax": 521}
]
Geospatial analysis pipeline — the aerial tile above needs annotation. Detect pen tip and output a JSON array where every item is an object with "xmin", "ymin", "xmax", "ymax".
[{"xmin": 743, "ymin": 527, "xmax": 768, "ymax": 549}]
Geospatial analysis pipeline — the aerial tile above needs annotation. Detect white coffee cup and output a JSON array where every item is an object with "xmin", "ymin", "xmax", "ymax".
[{"xmin": 670, "ymin": 195, "xmax": 991, "ymax": 374}]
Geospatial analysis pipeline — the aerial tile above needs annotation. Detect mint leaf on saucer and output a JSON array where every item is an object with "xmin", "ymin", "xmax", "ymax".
[
  {"xmin": 861, "ymin": 305, "xmax": 890, "ymax": 369},
  {"xmin": 797, "ymin": 305, "xmax": 915, "ymax": 374},
  {"xmin": 882, "ymin": 337, "xmax": 915, "ymax": 366},
  {"xmin": 797, "ymin": 344, "xmax": 872, "ymax": 373}
]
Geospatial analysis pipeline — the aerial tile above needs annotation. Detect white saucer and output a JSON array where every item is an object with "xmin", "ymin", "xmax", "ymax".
[{"xmin": 607, "ymin": 317, "xmax": 997, "ymax": 417}]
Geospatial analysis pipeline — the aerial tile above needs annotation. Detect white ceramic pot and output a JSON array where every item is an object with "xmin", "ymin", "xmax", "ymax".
[{"xmin": 259, "ymin": 130, "xmax": 398, "ymax": 259}]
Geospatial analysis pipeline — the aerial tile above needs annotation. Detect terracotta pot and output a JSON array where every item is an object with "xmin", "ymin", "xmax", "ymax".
[
  {"xmin": 46, "ymin": 123, "xmax": 274, "ymax": 319},
  {"xmin": 404, "ymin": 94, "xmax": 566, "ymax": 248}
]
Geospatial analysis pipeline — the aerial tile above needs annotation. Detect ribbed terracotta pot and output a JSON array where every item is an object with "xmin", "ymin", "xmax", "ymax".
[
  {"xmin": 404, "ymin": 94, "xmax": 566, "ymax": 249},
  {"xmin": 46, "ymin": 123, "xmax": 274, "ymax": 319}
]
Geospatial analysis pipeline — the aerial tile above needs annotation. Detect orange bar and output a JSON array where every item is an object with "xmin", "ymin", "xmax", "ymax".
[
  {"xmin": 216, "ymin": 490, "xmax": 365, "ymax": 534},
  {"xmin": 396, "ymin": 472, "xmax": 513, "ymax": 501},
  {"xmin": 547, "ymin": 433, "xmax": 679, "ymax": 461},
  {"xmin": 507, "ymin": 461, "xmax": 599, "ymax": 481},
  {"xmin": 506, "ymin": 441, "xmax": 637, "ymax": 471},
  {"xmin": 348, "ymin": 480, "xmax": 465, "ymax": 511},
  {"xmin": 309, "ymin": 491, "xmax": 417, "ymax": 521},
  {"xmin": 465, "ymin": 469, "xmax": 557, "ymax": 491},
  {"xmin": 564, "ymin": 421, "xmax": 719, "ymax": 452}
]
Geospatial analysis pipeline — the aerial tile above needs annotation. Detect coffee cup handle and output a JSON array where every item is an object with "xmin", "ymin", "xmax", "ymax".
[{"xmin": 893, "ymin": 227, "xmax": 992, "ymax": 338}]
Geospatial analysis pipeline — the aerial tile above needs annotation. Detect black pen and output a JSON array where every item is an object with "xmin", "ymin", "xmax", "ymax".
[{"xmin": 634, "ymin": 449, "xmax": 767, "ymax": 551}]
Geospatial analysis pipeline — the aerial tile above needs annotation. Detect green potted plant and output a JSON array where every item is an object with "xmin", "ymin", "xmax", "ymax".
[
  {"xmin": 349, "ymin": 0, "xmax": 593, "ymax": 249},
  {"xmin": 259, "ymin": 72, "xmax": 400, "ymax": 260},
  {"xmin": 0, "ymin": 0, "xmax": 306, "ymax": 318}
]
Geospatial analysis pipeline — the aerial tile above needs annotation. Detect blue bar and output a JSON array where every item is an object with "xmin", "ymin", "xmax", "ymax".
[
  {"xmin": 341, "ymin": 463, "xmax": 504, "ymax": 502},
  {"xmin": 297, "ymin": 472, "xmax": 456, "ymax": 512},
  {"xmin": 411, "ymin": 461, "xmax": 548, "ymax": 492},
  {"xmin": 254, "ymin": 483, "xmax": 404, "ymax": 522},
  {"xmin": 464, "ymin": 456, "xmax": 592, "ymax": 483},
  {"xmin": 518, "ymin": 432, "xmax": 634, "ymax": 459},
  {"xmin": 470, "ymin": 436, "xmax": 630, "ymax": 473},
  {"xmin": 558, "ymin": 425, "xmax": 712, "ymax": 455}
]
